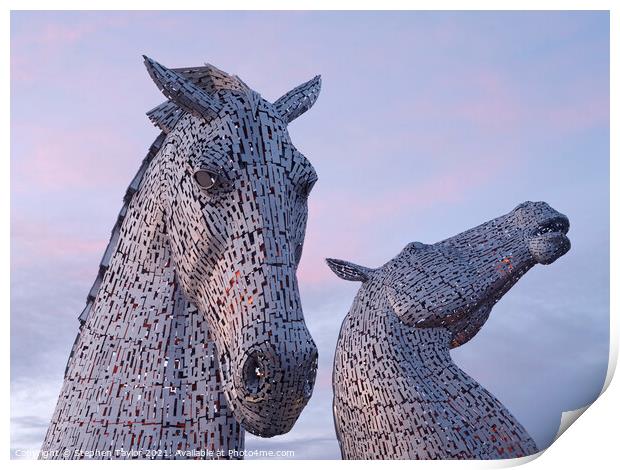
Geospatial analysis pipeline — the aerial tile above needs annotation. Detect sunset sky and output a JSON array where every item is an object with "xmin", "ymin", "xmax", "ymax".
[{"xmin": 11, "ymin": 11, "xmax": 609, "ymax": 459}]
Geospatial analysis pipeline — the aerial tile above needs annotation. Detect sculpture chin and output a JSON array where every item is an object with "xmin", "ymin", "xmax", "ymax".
[
  {"xmin": 218, "ymin": 343, "xmax": 316, "ymax": 438},
  {"xmin": 528, "ymin": 232, "xmax": 571, "ymax": 265},
  {"xmin": 228, "ymin": 392, "xmax": 303, "ymax": 437},
  {"xmin": 241, "ymin": 414, "xmax": 294, "ymax": 438}
]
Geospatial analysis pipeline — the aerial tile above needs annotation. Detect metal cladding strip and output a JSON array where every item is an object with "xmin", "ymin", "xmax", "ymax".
[
  {"xmin": 41, "ymin": 58, "xmax": 322, "ymax": 460},
  {"xmin": 327, "ymin": 202, "xmax": 570, "ymax": 460}
]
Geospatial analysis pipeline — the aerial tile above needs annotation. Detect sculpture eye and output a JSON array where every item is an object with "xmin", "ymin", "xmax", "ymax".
[{"xmin": 194, "ymin": 170, "xmax": 218, "ymax": 190}]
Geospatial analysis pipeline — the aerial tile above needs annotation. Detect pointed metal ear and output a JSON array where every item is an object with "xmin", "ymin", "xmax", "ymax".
[
  {"xmin": 273, "ymin": 75, "xmax": 321, "ymax": 124},
  {"xmin": 325, "ymin": 258, "xmax": 374, "ymax": 283},
  {"xmin": 143, "ymin": 55, "xmax": 222, "ymax": 120}
]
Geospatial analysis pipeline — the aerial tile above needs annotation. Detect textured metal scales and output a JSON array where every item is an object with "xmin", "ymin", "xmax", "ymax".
[
  {"xmin": 40, "ymin": 57, "xmax": 322, "ymax": 459},
  {"xmin": 327, "ymin": 202, "xmax": 571, "ymax": 460}
]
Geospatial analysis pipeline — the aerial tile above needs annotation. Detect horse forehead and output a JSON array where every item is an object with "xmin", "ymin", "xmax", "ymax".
[
  {"xmin": 385, "ymin": 244, "xmax": 467, "ymax": 281},
  {"xmin": 249, "ymin": 153, "xmax": 316, "ymax": 184},
  {"xmin": 177, "ymin": 96, "xmax": 315, "ymax": 174},
  {"xmin": 391, "ymin": 243, "xmax": 447, "ymax": 265},
  {"xmin": 221, "ymin": 104, "xmax": 316, "ymax": 174},
  {"xmin": 221, "ymin": 91, "xmax": 282, "ymax": 125}
]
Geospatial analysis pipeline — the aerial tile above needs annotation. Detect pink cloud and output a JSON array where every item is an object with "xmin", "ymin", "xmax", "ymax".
[
  {"xmin": 37, "ymin": 21, "xmax": 96, "ymax": 45},
  {"xmin": 391, "ymin": 67, "xmax": 526, "ymax": 133},
  {"xmin": 314, "ymin": 369, "xmax": 333, "ymax": 391},
  {"xmin": 539, "ymin": 84, "xmax": 609, "ymax": 133},
  {"xmin": 393, "ymin": 65, "xmax": 607, "ymax": 136},
  {"xmin": 11, "ymin": 21, "xmax": 93, "ymax": 82},
  {"xmin": 11, "ymin": 123, "xmax": 144, "ymax": 193},
  {"xmin": 359, "ymin": 156, "xmax": 505, "ymax": 221},
  {"xmin": 297, "ymin": 149, "xmax": 508, "ymax": 288},
  {"xmin": 11, "ymin": 13, "xmax": 133, "ymax": 83},
  {"xmin": 451, "ymin": 71, "xmax": 525, "ymax": 129},
  {"xmin": 11, "ymin": 13, "xmax": 131, "ymax": 48},
  {"xmin": 297, "ymin": 220, "xmax": 365, "ymax": 287},
  {"xmin": 11, "ymin": 216, "xmax": 107, "ymax": 276}
]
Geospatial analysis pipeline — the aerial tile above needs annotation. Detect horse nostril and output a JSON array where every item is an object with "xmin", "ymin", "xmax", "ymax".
[{"xmin": 242, "ymin": 351, "xmax": 269, "ymax": 398}]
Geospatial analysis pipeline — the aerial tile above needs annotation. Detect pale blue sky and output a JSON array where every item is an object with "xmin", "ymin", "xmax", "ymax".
[{"xmin": 11, "ymin": 10, "xmax": 609, "ymax": 459}]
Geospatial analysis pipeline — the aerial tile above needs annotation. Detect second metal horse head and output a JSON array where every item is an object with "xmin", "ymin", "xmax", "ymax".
[{"xmin": 327, "ymin": 201, "xmax": 570, "ymax": 459}]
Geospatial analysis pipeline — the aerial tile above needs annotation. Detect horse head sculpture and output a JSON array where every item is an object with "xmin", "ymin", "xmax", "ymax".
[
  {"xmin": 41, "ymin": 57, "xmax": 323, "ymax": 459},
  {"xmin": 143, "ymin": 57, "xmax": 320, "ymax": 436},
  {"xmin": 326, "ymin": 201, "xmax": 570, "ymax": 459},
  {"xmin": 328, "ymin": 201, "xmax": 570, "ymax": 348}
]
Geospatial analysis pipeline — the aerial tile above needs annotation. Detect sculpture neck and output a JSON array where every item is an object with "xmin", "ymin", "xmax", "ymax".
[
  {"xmin": 81, "ymin": 158, "xmax": 174, "ymax": 336},
  {"xmin": 42, "ymin": 146, "xmax": 244, "ymax": 459},
  {"xmin": 400, "ymin": 326, "xmax": 453, "ymax": 360},
  {"xmin": 386, "ymin": 318, "xmax": 455, "ymax": 374},
  {"xmin": 114, "ymin": 190, "xmax": 170, "ymax": 292},
  {"xmin": 339, "ymin": 291, "xmax": 454, "ymax": 373}
]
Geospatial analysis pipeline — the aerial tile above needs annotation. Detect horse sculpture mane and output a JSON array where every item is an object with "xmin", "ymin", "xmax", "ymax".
[
  {"xmin": 326, "ymin": 201, "xmax": 571, "ymax": 460},
  {"xmin": 41, "ymin": 57, "xmax": 321, "ymax": 459}
]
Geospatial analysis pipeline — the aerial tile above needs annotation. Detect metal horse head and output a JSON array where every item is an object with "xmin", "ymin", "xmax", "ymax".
[
  {"xmin": 327, "ymin": 201, "xmax": 571, "ymax": 348},
  {"xmin": 326, "ymin": 202, "xmax": 569, "ymax": 459},
  {"xmin": 144, "ymin": 57, "xmax": 320, "ymax": 436}
]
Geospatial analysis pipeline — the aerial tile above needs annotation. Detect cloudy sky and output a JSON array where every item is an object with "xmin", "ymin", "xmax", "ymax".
[{"xmin": 11, "ymin": 11, "xmax": 609, "ymax": 459}]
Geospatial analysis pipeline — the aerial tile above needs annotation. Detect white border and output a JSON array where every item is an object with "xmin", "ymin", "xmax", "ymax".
[{"xmin": 3, "ymin": 1, "xmax": 617, "ymax": 467}]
